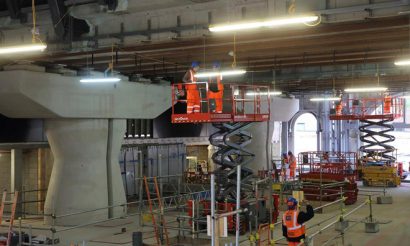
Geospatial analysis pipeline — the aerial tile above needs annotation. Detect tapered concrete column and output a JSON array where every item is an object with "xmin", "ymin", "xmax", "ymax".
[
  {"xmin": 247, "ymin": 97, "xmax": 299, "ymax": 171},
  {"xmin": 44, "ymin": 119, "xmax": 126, "ymax": 226},
  {"xmin": 248, "ymin": 121, "xmax": 275, "ymax": 171},
  {"xmin": 11, "ymin": 149, "xmax": 23, "ymax": 217}
]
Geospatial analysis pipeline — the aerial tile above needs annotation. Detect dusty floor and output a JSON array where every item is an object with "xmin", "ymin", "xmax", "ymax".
[{"xmin": 0, "ymin": 182, "xmax": 409, "ymax": 245}]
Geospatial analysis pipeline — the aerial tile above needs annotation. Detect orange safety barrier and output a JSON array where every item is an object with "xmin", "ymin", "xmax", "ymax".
[{"xmin": 258, "ymin": 223, "xmax": 269, "ymax": 246}]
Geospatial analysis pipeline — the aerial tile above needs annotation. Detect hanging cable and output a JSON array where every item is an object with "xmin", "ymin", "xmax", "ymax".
[
  {"xmin": 32, "ymin": 0, "xmax": 36, "ymax": 43},
  {"xmin": 288, "ymin": 0, "xmax": 296, "ymax": 14},
  {"xmin": 110, "ymin": 43, "xmax": 115, "ymax": 73},
  {"xmin": 203, "ymin": 36, "xmax": 206, "ymax": 69},
  {"xmin": 232, "ymin": 33, "xmax": 237, "ymax": 68},
  {"xmin": 31, "ymin": 0, "xmax": 46, "ymax": 45}
]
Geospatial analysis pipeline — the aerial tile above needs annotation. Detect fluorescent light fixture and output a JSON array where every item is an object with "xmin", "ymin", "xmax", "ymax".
[
  {"xmin": 194, "ymin": 69, "xmax": 246, "ymax": 78},
  {"xmin": 246, "ymin": 91, "xmax": 282, "ymax": 96},
  {"xmin": 310, "ymin": 97, "xmax": 341, "ymax": 102},
  {"xmin": 394, "ymin": 59, "xmax": 410, "ymax": 66},
  {"xmin": 344, "ymin": 87, "xmax": 387, "ymax": 93},
  {"xmin": 80, "ymin": 77, "xmax": 121, "ymax": 83},
  {"xmin": 209, "ymin": 15, "xmax": 319, "ymax": 32},
  {"xmin": 0, "ymin": 44, "xmax": 47, "ymax": 54}
]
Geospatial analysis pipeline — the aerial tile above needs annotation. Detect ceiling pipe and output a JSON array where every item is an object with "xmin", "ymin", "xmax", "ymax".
[{"xmin": 316, "ymin": 1, "xmax": 409, "ymax": 15}]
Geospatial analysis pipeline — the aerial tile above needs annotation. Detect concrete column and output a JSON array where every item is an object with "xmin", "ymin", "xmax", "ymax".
[
  {"xmin": 44, "ymin": 119, "xmax": 126, "ymax": 225},
  {"xmin": 282, "ymin": 121, "xmax": 289, "ymax": 154},
  {"xmin": 37, "ymin": 148, "xmax": 47, "ymax": 214},
  {"xmin": 248, "ymin": 121, "xmax": 274, "ymax": 171},
  {"xmin": 271, "ymin": 122, "xmax": 282, "ymax": 159},
  {"xmin": 11, "ymin": 149, "xmax": 23, "ymax": 217}
]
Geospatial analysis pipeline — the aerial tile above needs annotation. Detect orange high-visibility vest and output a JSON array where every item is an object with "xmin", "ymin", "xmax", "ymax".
[
  {"xmin": 336, "ymin": 104, "xmax": 343, "ymax": 115},
  {"xmin": 178, "ymin": 69, "xmax": 198, "ymax": 90},
  {"xmin": 283, "ymin": 210, "xmax": 306, "ymax": 238},
  {"xmin": 384, "ymin": 96, "xmax": 392, "ymax": 114}
]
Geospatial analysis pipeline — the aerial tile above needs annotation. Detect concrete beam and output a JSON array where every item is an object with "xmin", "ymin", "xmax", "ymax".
[
  {"xmin": 44, "ymin": 119, "xmax": 126, "ymax": 225},
  {"xmin": 0, "ymin": 70, "xmax": 171, "ymax": 119}
]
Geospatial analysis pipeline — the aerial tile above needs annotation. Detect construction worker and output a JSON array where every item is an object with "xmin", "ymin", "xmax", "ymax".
[
  {"xmin": 282, "ymin": 197, "xmax": 314, "ymax": 246},
  {"xmin": 281, "ymin": 153, "xmax": 289, "ymax": 181},
  {"xmin": 182, "ymin": 61, "xmax": 201, "ymax": 114},
  {"xmin": 288, "ymin": 151, "xmax": 297, "ymax": 180},
  {"xmin": 335, "ymin": 102, "xmax": 343, "ymax": 116},
  {"xmin": 208, "ymin": 61, "xmax": 224, "ymax": 113},
  {"xmin": 383, "ymin": 94, "xmax": 392, "ymax": 114}
]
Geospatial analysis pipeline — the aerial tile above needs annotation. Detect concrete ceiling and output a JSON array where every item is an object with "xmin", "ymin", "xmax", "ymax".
[{"xmin": 0, "ymin": 0, "xmax": 410, "ymax": 93}]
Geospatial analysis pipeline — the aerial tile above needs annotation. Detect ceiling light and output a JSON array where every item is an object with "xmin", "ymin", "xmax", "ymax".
[
  {"xmin": 209, "ymin": 15, "xmax": 319, "ymax": 32},
  {"xmin": 80, "ymin": 77, "xmax": 121, "ymax": 83},
  {"xmin": 344, "ymin": 87, "xmax": 387, "ymax": 93},
  {"xmin": 394, "ymin": 59, "xmax": 410, "ymax": 66},
  {"xmin": 246, "ymin": 91, "xmax": 282, "ymax": 96},
  {"xmin": 194, "ymin": 69, "xmax": 246, "ymax": 78},
  {"xmin": 310, "ymin": 97, "xmax": 341, "ymax": 102},
  {"xmin": 0, "ymin": 44, "xmax": 47, "ymax": 55}
]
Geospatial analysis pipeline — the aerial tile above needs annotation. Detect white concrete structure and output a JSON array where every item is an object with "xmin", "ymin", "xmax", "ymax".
[
  {"xmin": 0, "ymin": 69, "xmax": 170, "ymax": 225},
  {"xmin": 248, "ymin": 96, "xmax": 299, "ymax": 170}
]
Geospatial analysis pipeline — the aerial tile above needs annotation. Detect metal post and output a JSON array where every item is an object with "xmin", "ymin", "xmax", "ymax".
[
  {"xmin": 29, "ymin": 225, "xmax": 32, "ymax": 246},
  {"xmin": 192, "ymin": 199, "xmax": 195, "ymax": 240},
  {"xmin": 235, "ymin": 165, "xmax": 241, "ymax": 246},
  {"xmin": 159, "ymin": 154, "xmax": 163, "ymax": 199},
  {"xmin": 211, "ymin": 174, "xmax": 216, "ymax": 246},
  {"xmin": 368, "ymin": 195, "xmax": 373, "ymax": 222},
  {"xmin": 177, "ymin": 177, "xmax": 181, "ymax": 209},
  {"xmin": 320, "ymin": 162, "xmax": 323, "ymax": 208},
  {"xmin": 196, "ymin": 198, "xmax": 200, "ymax": 239},
  {"xmin": 269, "ymin": 172, "xmax": 274, "ymax": 242},
  {"xmin": 18, "ymin": 217, "xmax": 22, "ymax": 246},
  {"xmin": 138, "ymin": 151, "xmax": 144, "ymax": 226},
  {"xmin": 51, "ymin": 206, "xmax": 56, "ymax": 246}
]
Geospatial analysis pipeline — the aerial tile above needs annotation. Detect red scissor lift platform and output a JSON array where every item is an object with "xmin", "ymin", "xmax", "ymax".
[
  {"xmin": 329, "ymin": 96, "xmax": 404, "ymax": 187},
  {"xmin": 299, "ymin": 151, "xmax": 358, "ymax": 205},
  {"xmin": 172, "ymin": 82, "xmax": 277, "ymax": 234},
  {"xmin": 329, "ymin": 97, "xmax": 403, "ymax": 121},
  {"xmin": 171, "ymin": 82, "xmax": 270, "ymax": 123}
]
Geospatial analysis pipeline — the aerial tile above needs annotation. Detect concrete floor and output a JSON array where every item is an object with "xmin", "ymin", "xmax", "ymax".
[{"xmin": 1, "ymin": 182, "xmax": 409, "ymax": 245}]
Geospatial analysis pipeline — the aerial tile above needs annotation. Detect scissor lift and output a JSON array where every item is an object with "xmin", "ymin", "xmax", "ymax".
[
  {"xmin": 172, "ymin": 82, "xmax": 274, "ymax": 234},
  {"xmin": 299, "ymin": 151, "xmax": 358, "ymax": 205},
  {"xmin": 330, "ymin": 96, "xmax": 404, "ymax": 187}
]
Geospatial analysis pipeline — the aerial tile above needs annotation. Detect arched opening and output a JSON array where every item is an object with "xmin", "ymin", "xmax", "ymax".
[{"xmin": 293, "ymin": 113, "xmax": 318, "ymax": 156}]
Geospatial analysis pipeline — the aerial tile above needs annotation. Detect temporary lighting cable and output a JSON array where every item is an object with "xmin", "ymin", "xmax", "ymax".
[
  {"xmin": 232, "ymin": 34, "xmax": 237, "ymax": 68},
  {"xmin": 32, "ymin": 0, "xmax": 36, "ymax": 43},
  {"xmin": 31, "ymin": 0, "xmax": 45, "ymax": 45}
]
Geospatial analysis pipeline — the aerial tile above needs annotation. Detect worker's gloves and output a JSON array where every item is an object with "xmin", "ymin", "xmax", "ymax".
[{"xmin": 176, "ymin": 89, "xmax": 185, "ymax": 97}]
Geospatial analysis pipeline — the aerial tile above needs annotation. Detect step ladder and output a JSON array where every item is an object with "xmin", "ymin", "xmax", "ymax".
[
  {"xmin": 0, "ymin": 190, "xmax": 19, "ymax": 246},
  {"xmin": 143, "ymin": 176, "xmax": 170, "ymax": 246}
]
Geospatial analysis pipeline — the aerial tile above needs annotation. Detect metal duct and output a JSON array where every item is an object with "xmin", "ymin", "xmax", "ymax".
[{"xmin": 48, "ymin": 0, "xmax": 90, "ymax": 40}]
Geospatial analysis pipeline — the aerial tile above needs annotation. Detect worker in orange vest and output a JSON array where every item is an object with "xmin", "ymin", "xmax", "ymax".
[
  {"xmin": 288, "ymin": 151, "xmax": 297, "ymax": 180},
  {"xmin": 383, "ymin": 94, "xmax": 392, "ymax": 114},
  {"xmin": 335, "ymin": 102, "xmax": 343, "ymax": 116},
  {"xmin": 208, "ymin": 61, "xmax": 224, "ymax": 113},
  {"xmin": 282, "ymin": 197, "xmax": 314, "ymax": 246},
  {"xmin": 282, "ymin": 153, "xmax": 289, "ymax": 181},
  {"xmin": 181, "ymin": 62, "xmax": 201, "ymax": 114}
]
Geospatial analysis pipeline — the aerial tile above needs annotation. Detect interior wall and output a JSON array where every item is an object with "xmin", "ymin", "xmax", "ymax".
[{"xmin": 0, "ymin": 148, "xmax": 53, "ymax": 214}]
